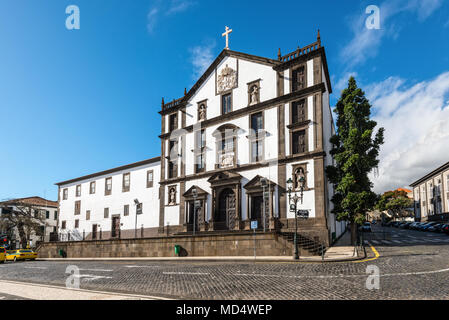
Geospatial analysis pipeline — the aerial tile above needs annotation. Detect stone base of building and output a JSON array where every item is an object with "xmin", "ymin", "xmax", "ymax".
[{"xmin": 37, "ymin": 230, "xmax": 329, "ymax": 259}]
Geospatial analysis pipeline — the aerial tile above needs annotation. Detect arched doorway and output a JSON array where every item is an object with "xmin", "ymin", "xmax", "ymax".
[{"xmin": 216, "ymin": 188, "xmax": 236, "ymax": 230}]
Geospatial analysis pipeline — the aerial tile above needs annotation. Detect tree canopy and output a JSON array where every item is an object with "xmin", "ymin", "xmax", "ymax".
[{"xmin": 325, "ymin": 77, "xmax": 385, "ymax": 242}]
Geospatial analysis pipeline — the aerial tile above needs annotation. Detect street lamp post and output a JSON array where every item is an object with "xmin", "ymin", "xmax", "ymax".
[
  {"xmin": 287, "ymin": 176, "xmax": 305, "ymax": 260},
  {"xmin": 134, "ymin": 199, "xmax": 141, "ymax": 239},
  {"xmin": 261, "ymin": 178, "xmax": 268, "ymax": 233}
]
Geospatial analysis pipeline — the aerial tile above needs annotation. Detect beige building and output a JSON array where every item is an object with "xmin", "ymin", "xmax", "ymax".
[
  {"xmin": 0, "ymin": 196, "xmax": 58, "ymax": 248},
  {"xmin": 410, "ymin": 161, "xmax": 449, "ymax": 222}
]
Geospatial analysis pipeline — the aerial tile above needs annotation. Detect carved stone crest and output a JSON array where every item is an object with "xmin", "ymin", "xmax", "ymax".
[{"xmin": 217, "ymin": 64, "xmax": 237, "ymax": 93}]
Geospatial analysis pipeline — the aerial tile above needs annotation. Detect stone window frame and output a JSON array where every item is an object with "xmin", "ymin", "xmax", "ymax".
[
  {"xmin": 290, "ymin": 63, "xmax": 307, "ymax": 93},
  {"xmin": 248, "ymin": 111, "xmax": 265, "ymax": 163},
  {"xmin": 147, "ymin": 170, "xmax": 154, "ymax": 188},
  {"xmin": 105, "ymin": 177, "xmax": 112, "ymax": 196},
  {"xmin": 220, "ymin": 91, "xmax": 233, "ymax": 116},
  {"xmin": 247, "ymin": 79, "xmax": 261, "ymax": 106},
  {"xmin": 76, "ymin": 185, "xmax": 81, "ymax": 197},
  {"xmin": 290, "ymin": 128, "xmax": 308, "ymax": 155},
  {"xmin": 197, "ymin": 99, "xmax": 208, "ymax": 122},
  {"xmin": 122, "ymin": 172, "xmax": 131, "ymax": 193},
  {"xmin": 124, "ymin": 204, "xmax": 130, "ymax": 217},
  {"xmin": 90, "ymin": 181, "xmax": 96, "ymax": 195},
  {"xmin": 86, "ymin": 210, "xmax": 91, "ymax": 221},
  {"xmin": 168, "ymin": 138, "xmax": 179, "ymax": 179},
  {"xmin": 167, "ymin": 185, "xmax": 178, "ymax": 206},
  {"xmin": 63, "ymin": 188, "xmax": 68, "ymax": 200},
  {"xmin": 168, "ymin": 112, "xmax": 178, "ymax": 132},
  {"xmin": 104, "ymin": 207, "xmax": 109, "ymax": 219},
  {"xmin": 74, "ymin": 200, "xmax": 81, "ymax": 216},
  {"xmin": 193, "ymin": 129, "xmax": 207, "ymax": 174},
  {"xmin": 214, "ymin": 126, "xmax": 238, "ymax": 170},
  {"xmin": 291, "ymin": 163, "xmax": 312, "ymax": 191},
  {"xmin": 289, "ymin": 98, "xmax": 308, "ymax": 126}
]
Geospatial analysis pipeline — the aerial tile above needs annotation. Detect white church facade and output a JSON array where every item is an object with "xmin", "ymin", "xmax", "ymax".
[{"xmin": 56, "ymin": 30, "xmax": 346, "ymax": 247}]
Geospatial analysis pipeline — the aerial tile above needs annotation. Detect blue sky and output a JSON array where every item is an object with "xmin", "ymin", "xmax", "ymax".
[{"xmin": 0, "ymin": 0, "xmax": 448, "ymax": 200}]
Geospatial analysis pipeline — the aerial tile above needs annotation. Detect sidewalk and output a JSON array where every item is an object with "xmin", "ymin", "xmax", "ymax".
[
  {"xmin": 323, "ymin": 229, "xmax": 362, "ymax": 261},
  {"xmin": 0, "ymin": 280, "xmax": 166, "ymax": 300}
]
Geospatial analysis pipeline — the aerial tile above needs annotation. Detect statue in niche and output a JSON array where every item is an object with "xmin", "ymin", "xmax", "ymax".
[
  {"xmin": 249, "ymin": 85, "xmax": 259, "ymax": 106},
  {"xmin": 169, "ymin": 187, "xmax": 176, "ymax": 205},
  {"xmin": 295, "ymin": 167, "xmax": 306, "ymax": 190},
  {"xmin": 199, "ymin": 104, "xmax": 206, "ymax": 121}
]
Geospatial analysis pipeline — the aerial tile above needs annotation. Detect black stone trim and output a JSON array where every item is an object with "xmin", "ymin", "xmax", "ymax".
[
  {"xmin": 159, "ymin": 151, "xmax": 326, "ymax": 186},
  {"xmin": 159, "ymin": 83, "xmax": 325, "ymax": 139}
]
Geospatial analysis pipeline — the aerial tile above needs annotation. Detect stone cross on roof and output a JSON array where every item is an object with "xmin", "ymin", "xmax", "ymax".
[{"xmin": 222, "ymin": 26, "xmax": 233, "ymax": 50}]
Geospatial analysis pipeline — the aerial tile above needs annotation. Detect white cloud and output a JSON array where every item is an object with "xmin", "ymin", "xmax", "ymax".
[
  {"xmin": 146, "ymin": 7, "xmax": 159, "ymax": 34},
  {"xmin": 369, "ymin": 72, "xmax": 449, "ymax": 193},
  {"xmin": 147, "ymin": 0, "xmax": 195, "ymax": 34},
  {"xmin": 167, "ymin": 0, "xmax": 196, "ymax": 15},
  {"xmin": 189, "ymin": 41, "xmax": 216, "ymax": 81},
  {"xmin": 341, "ymin": 0, "xmax": 443, "ymax": 68}
]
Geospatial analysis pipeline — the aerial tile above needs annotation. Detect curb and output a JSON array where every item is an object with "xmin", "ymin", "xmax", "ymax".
[{"xmin": 36, "ymin": 254, "xmax": 365, "ymax": 264}]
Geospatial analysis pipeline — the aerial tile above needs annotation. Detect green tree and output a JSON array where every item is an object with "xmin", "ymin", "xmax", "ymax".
[
  {"xmin": 326, "ymin": 77, "xmax": 385, "ymax": 244},
  {"xmin": 376, "ymin": 190, "xmax": 414, "ymax": 221}
]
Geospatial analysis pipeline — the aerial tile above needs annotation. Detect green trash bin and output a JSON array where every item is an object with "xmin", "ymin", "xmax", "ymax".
[{"xmin": 174, "ymin": 245, "xmax": 181, "ymax": 256}]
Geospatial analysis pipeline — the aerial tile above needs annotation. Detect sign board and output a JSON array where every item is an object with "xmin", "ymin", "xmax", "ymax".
[
  {"xmin": 251, "ymin": 221, "xmax": 258, "ymax": 230},
  {"xmin": 136, "ymin": 204, "xmax": 143, "ymax": 215},
  {"xmin": 297, "ymin": 210, "xmax": 310, "ymax": 218},
  {"xmin": 290, "ymin": 204, "xmax": 296, "ymax": 213}
]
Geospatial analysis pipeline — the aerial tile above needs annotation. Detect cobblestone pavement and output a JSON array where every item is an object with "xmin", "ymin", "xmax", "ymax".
[{"xmin": 0, "ymin": 227, "xmax": 448, "ymax": 300}]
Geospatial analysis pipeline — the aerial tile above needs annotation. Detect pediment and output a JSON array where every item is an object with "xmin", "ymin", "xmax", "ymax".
[
  {"xmin": 183, "ymin": 185, "xmax": 209, "ymax": 198},
  {"xmin": 244, "ymin": 175, "xmax": 276, "ymax": 190},
  {"xmin": 207, "ymin": 171, "xmax": 242, "ymax": 184}
]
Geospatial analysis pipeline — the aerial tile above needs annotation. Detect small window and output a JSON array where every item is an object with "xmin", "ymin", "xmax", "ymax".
[
  {"xmin": 291, "ymin": 100, "xmax": 306, "ymax": 124},
  {"xmin": 45, "ymin": 211, "xmax": 50, "ymax": 219},
  {"xmin": 124, "ymin": 205, "xmax": 130, "ymax": 217},
  {"xmin": 74, "ymin": 201, "xmax": 81, "ymax": 215},
  {"xmin": 169, "ymin": 113, "xmax": 178, "ymax": 132},
  {"xmin": 76, "ymin": 185, "xmax": 81, "ymax": 197},
  {"xmin": 292, "ymin": 130, "xmax": 306, "ymax": 154},
  {"xmin": 105, "ymin": 177, "xmax": 112, "ymax": 196},
  {"xmin": 195, "ymin": 130, "xmax": 206, "ymax": 173},
  {"xmin": 61, "ymin": 221, "xmax": 66, "ymax": 230},
  {"xmin": 123, "ymin": 173, "xmax": 130, "ymax": 192},
  {"xmin": 75, "ymin": 220, "xmax": 79, "ymax": 229},
  {"xmin": 147, "ymin": 170, "xmax": 154, "ymax": 188},
  {"xmin": 86, "ymin": 210, "xmax": 91, "ymax": 221},
  {"xmin": 54, "ymin": 211, "xmax": 58, "ymax": 220},
  {"xmin": 63, "ymin": 188, "xmax": 68, "ymax": 200},
  {"xmin": 222, "ymin": 93, "xmax": 232, "ymax": 115},
  {"xmin": 90, "ymin": 181, "xmax": 96, "ymax": 194},
  {"xmin": 104, "ymin": 208, "xmax": 109, "ymax": 219},
  {"xmin": 292, "ymin": 66, "xmax": 306, "ymax": 92}
]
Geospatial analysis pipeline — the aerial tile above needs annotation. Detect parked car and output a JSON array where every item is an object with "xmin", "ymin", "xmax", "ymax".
[
  {"xmin": 359, "ymin": 222, "xmax": 372, "ymax": 233},
  {"xmin": 6, "ymin": 249, "xmax": 37, "ymax": 262},
  {"xmin": 399, "ymin": 222, "xmax": 412, "ymax": 229},
  {"xmin": 420, "ymin": 222, "xmax": 439, "ymax": 232},
  {"xmin": 0, "ymin": 247, "xmax": 6, "ymax": 264},
  {"xmin": 443, "ymin": 225, "xmax": 449, "ymax": 235}
]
